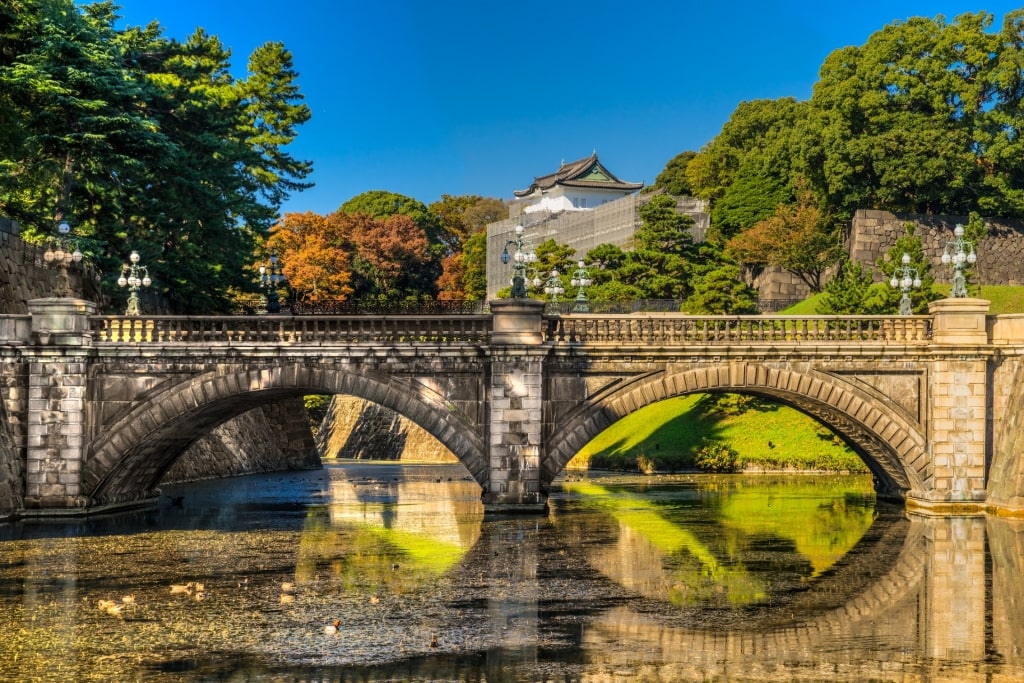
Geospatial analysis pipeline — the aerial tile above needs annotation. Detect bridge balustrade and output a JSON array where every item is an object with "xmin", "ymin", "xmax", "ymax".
[
  {"xmin": 90, "ymin": 315, "xmax": 494, "ymax": 345},
  {"xmin": 545, "ymin": 315, "xmax": 933, "ymax": 345}
]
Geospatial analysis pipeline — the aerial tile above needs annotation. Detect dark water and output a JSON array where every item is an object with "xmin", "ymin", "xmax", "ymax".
[{"xmin": 1, "ymin": 463, "xmax": 1022, "ymax": 682}]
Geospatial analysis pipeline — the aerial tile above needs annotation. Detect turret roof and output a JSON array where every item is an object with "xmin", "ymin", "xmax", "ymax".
[{"xmin": 513, "ymin": 153, "xmax": 643, "ymax": 197}]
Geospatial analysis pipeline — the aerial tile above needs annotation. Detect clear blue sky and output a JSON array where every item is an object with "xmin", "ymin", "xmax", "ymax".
[{"xmin": 111, "ymin": 1, "xmax": 1022, "ymax": 217}]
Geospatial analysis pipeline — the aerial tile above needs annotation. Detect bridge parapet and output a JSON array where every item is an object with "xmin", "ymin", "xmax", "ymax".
[
  {"xmin": 90, "ymin": 314, "xmax": 493, "ymax": 345},
  {"xmin": 545, "ymin": 314, "xmax": 932, "ymax": 345}
]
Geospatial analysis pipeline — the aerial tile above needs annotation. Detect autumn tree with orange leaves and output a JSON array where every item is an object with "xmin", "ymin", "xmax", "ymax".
[
  {"xmin": 266, "ymin": 212, "xmax": 353, "ymax": 301},
  {"xmin": 348, "ymin": 213, "xmax": 429, "ymax": 297},
  {"xmin": 430, "ymin": 195, "xmax": 505, "ymax": 300},
  {"xmin": 725, "ymin": 187, "xmax": 843, "ymax": 293}
]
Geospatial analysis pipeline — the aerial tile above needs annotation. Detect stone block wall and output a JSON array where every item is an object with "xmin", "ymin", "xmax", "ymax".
[
  {"xmin": 161, "ymin": 397, "xmax": 320, "ymax": 483},
  {"xmin": 751, "ymin": 210, "xmax": 1024, "ymax": 307},
  {"xmin": 849, "ymin": 210, "xmax": 1024, "ymax": 286},
  {"xmin": 316, "ymin": 395, "xmax": 458, "ymax": 462},
  {"xmin": 0, "ymin": 361, "xmax": 25, "ymax": 518},
  {"xmin": 0, "ymin": 401, "xmax": 23, "ymax": 519},
  {"xmin": 0, "ymin": 217, "xmax": 102, "ymax": 314}
]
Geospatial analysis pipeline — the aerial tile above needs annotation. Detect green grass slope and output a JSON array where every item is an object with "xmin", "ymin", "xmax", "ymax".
[
  {"xmin": 569, "ymin": 394, "xmax": 867, "ymax": 473},
  {"xmin": 784, "ymin": 285, "xmax": 1024, "ymax": 315}
]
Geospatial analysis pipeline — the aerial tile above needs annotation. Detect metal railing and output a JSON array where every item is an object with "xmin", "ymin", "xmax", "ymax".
[
  {"xmin": 90, "ymin": 315, "xmax": 493, "ymax": 344},
  {"xmin": 544, "ymin": 315, "xmax": 933, "ymax": 345},
  {"xmin": 289, "ymin": 299, "xmax": 487, "ymax": 315}
]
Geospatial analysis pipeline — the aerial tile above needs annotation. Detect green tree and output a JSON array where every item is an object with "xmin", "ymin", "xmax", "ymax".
[
  {"xmin": 582, "ymin": 243, "xmax": 635, "ymax": 302},
  {"xmin": 875, "ymin": 223, "xmax": 940, "ymax": 313},
  {"xmin": 810, "ymin": 11, "xmax": 1024, "ymax": 217},
  {"xmin": 0, "ymin": 1, "xmax": 313, "ymax": 313},
  {"xmin": 636, "ymin": 194, "xmax": 697, "ymax": 257},
  {"xmin": 726, "ymin": 186, "xmax": 843, "ymax": 293},
  {"xmin": 650, "ymin": 150, "xmax": 696, "ymax": 196},
  {"xmin": 431, "ymin": 195, "xmax": 504, "ymax": 299},
  {"xmin": 533, "ymin": 239, "xmax": 576, "ymax": 300},
  {"xmin": 683, "ymin": 264, "xmax": 759, "ymax": 314},
  {"xmin": 339, "ymin": 191, "xmax": 442, "ymax": 298},
  {"xmin": 686, "ymin": 98, "xmax": 809, "ymax": 241},
  {"xmin": 816, "ymin": 257, "xmax": 878, "ymax": 315},
  {"xmin": 460, "ymin": 229, "xmax": 488, "ymax": 300}
]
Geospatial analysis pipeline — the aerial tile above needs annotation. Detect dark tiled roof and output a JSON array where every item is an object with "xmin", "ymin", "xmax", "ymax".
[{"xmin": 513, "ymin": 153, "xmax": 643, "ymax": 197}]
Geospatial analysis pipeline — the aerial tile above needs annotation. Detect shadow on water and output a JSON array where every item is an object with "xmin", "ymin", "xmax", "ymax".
[{"xmin": 1, "ymin": 464, "xmax": 1023, "ymax": 682}]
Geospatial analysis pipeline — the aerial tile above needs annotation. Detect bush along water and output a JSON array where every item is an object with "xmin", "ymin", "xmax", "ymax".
[{"xmin": 568, "ymin": 393, "xmax": 869, "ymax": 475}]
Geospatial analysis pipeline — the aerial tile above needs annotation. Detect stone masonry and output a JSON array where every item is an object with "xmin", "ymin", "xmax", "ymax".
[{"xmin": 5, "ymin": 292, "xmax": 1024, "ymax": 517}]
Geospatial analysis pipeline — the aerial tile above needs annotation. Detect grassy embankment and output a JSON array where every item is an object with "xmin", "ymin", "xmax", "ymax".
[
  {"xmin": 568, "ymin": 393, "xmax": 868, "ymax": 473},
  {"xmin": 570, "ymin": 285, "xmax": 1024, "ymax": 474}
]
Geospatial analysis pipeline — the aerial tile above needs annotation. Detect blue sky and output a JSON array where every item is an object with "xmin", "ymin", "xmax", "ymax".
[{"xmin": 111, "ymin": 1, "xmax": 1022, "ymax": 217}]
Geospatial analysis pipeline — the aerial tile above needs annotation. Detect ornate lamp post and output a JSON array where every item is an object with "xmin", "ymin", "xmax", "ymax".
[
  {"xmin": 570, "ymin": 260, "xmax": 592, "ymax": 313},
  {"xmin": 941, "ymin": 223, "xmax": 977, "ymax": 298},
  {"xmin": 889, "ymin": 253, "xmax": 922, "ymax": 315},
  {"xmin": 260, "ymin": 250, "xmax": 286, "ymax": 313},
  {"xmin": 117, "ymin": 250, "xmax": 151, "ymax": 316},
  {"xmin": 543, "ymin": 269, "xmax": 565, "ymax": 303},
  {"xmin": 43, "ymin": 221, "xmax": 83, "ymax": 297},
  {"xmin": 500, "ymin": 224, "xmax": 540, "ymax": 298}
]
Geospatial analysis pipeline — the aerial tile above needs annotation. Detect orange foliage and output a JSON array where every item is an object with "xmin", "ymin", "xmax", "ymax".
[
  {"xmin": 267, "ymin": 212, "xmax": 354, "ymax": 301},
  {"xmin": 349, "ymin": 213, "xmax": 428, "ymax": 293},
  {"xmin": 437, "ymin": 253, "xmax": 464, "ymax": 300}
]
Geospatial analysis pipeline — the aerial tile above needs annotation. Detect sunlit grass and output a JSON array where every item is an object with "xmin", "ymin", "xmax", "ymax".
[
  {"xmin": 570, "ymin": 395, "xmax": 866, "ymax": 473},
  {"xmin": 783, "ymin": 285, "xmax": 1024, "ymax": 315}
]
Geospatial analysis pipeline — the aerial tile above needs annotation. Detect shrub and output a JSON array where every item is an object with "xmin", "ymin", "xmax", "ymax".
[{"xmin": 695, "ymin": 438, "xmax": 739, "ymax": 473}]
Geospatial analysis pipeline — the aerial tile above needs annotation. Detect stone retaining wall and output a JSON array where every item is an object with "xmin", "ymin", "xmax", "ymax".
[
  {"xmin": 162, "ymin": 398, "xmax": 321, "ymax": 484},
  {"xmin": 0, "ymin": 217, "xmax": 102, "ymax": 314},
  {"xmin": 849, "ymin": 210, "xmax": 1024, "ymax": 286},
  {"xmin": 755, "ymin": 210, "xmax": 1024, "ymax": 306},
  {"xmin": 0, "ymin": 403, "xmax": 22, "ymax": 520},
  {"xmin": 316, "ymin": 395, "xmax": 458, "ymax": 463}
]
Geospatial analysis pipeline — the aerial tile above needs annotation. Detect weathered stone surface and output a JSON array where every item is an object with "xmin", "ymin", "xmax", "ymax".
[
  {"xmin": 316, "ymin": 395, "xmax": 458, "ymax": 462},
  {"xmin": 162, "ymin": 398, "xmax": 320, "ymax": 484},
  {"xmin": 0, "ymin": 411, "xmax": 22, "ymax": 519},
  {"xmin": 0, "ymin": 218, "xmax": 102, "ymax": 315}
]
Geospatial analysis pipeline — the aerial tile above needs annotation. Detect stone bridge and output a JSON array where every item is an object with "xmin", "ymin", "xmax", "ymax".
[{"xmin": 2, "ymin": 296, "xmax": 1024, "ymax": 517}]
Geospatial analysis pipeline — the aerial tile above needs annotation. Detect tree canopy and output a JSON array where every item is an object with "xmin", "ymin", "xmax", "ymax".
[
  {"xmin": 669, "ymin": 9, "xmax": 1024, "ymax": 300},
  {"xmin": 0, "ymin": 0, "xmax": 312, "ymax": 313},
  {"xmin": 683, "ymin": 10, "xmax": 1024, "ymax": 225}
]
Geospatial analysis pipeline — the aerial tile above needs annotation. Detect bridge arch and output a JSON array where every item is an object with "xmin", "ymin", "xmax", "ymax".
[
  {"xmin": 82, "ymin": 363, "xmax": 487, "ymax": 506},
  {"xmin": 544, "ymin": 362, "xmax": 928, "ymax": 499}
]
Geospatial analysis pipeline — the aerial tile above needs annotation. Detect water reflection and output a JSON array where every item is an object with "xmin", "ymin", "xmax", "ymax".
[{"xmin": 0, "ymin": 464, "xmax": 1022, "ymax": 682}]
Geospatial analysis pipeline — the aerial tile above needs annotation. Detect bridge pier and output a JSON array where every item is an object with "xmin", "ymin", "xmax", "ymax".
[
  {"xmin": 484, "ymin": 299, "xmax": 548, "ymax": 513},
  {"xmin": 908, "ymin": 299, "xmax": 990, "ymax": 513},
  {"xmin": 24, "ymin": 298, "xmax": 96, "ymax": 510}
]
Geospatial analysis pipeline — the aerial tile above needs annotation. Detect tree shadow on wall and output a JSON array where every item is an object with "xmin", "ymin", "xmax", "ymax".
[{"xmin": 335, "ymin": 401, "xmax": 408, "ymax": 461}]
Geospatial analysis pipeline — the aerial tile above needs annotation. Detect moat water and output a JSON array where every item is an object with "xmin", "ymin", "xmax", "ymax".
[{"xmin": 1, "ymin": 463, "xmax": 1022, "ymax": 682}]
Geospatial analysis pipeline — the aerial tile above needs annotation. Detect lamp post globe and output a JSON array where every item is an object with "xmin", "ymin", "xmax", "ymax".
[
  {"xmin": 889, "ymin": 252, "xmax": 921, "ymax": 315},
  {"xmin": 43, "ymin": 219, "xmax": 84, "ymax": 297},
  {"xmin": 119, "ymin": 250, "xmax": 152, "ymax": 316},
  {"xmin": 259, "ymin": 250, "xmax": 286, "ymax": 313},
  {"xmin": 500, "ymin": 224, "xmax": 539, "ymax": 299},
  {"xmin": 942, "ymin": 223, "xmax": 977, "ymax": 298}
]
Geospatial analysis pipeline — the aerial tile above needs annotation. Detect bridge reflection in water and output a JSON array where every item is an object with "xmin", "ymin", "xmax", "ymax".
[{"xmin": 1, "ymin": 465, "xmax": 1023, "ymax": 682}]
